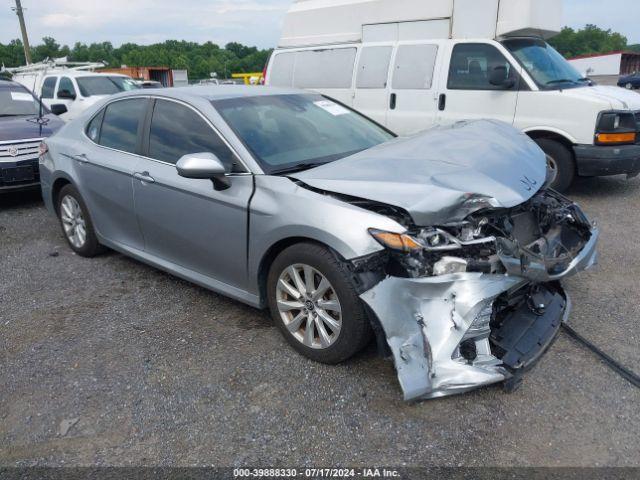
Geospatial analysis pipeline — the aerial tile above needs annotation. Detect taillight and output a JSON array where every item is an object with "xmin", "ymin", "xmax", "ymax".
[
  {"xmin": 39, "ymin": 142, "xmax": 48, "ymax": 157},
  {"xmin": 262, "ymin": 65, "xmax": 268, "ymax": 85}
]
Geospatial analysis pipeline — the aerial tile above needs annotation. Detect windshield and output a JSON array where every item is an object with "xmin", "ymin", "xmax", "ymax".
[
  {"xmin": 213, "ymin": 94, "xmax": 394, "ymax": 174},
  {"xmin": 502, "ymin": 38, "xmax": 589, "ymax": 90},
  {"xmin": 76, "ymin": 76, "xmax": 140, "ymax": 97},
  {"xmin": 0, "ymin": 87, "xmax": 41, "ymax": 116}
]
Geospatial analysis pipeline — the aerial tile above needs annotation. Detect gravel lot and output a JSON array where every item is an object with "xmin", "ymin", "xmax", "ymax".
[{"xmin": 1, "ymin": 175, "xmax": 639, "ymax": 468}]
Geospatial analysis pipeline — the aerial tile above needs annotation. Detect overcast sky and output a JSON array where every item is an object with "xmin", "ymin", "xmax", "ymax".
[{"xmin": 1, "ymin": 0, "xmax": 638, "ymax": 49}]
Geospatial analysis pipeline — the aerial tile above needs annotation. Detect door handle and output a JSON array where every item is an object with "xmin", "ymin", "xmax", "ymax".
[
  {"xmin": 73, "ymin": 153, "xmax": 89, "ymax": 164},
  {"xmin": 134, "ymin": 172, "xmax": 155, "ymax": 184},
  {"xmin": 390, "ymin": 93, "xmax": 397, "ymax": 110},
  {"xmin": 438, "ymin": 94, "xmax": 446, "ymax": 111}
]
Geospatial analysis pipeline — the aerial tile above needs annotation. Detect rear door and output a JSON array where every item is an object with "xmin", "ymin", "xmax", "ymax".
[
  {"xmin": 352, "ymin": 45, "xmax": 394, "ymax": 125},
  {"xmin": 386, "ymin": 42, "xmax": 442, "ymax": 135},
  {"xmin": 132, "ymin": 98, "xmax": 253, "ymax": 291},
  {"xmin": 436, "ymin": 41, "xmax": 522, "ymax": 126},
  {"xmin": 71, "ymin": 97, "xmax": 148, "ymax": 250}
]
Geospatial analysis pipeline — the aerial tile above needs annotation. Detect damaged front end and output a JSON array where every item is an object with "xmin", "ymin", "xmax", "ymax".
[{"xmin": 356, "ymin": 189, "xmax": 598, "ymax": 401}]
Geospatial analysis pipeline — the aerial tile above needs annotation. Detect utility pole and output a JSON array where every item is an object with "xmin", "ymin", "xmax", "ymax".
[{"xmin": 12, "ymin": 0, "xmax": 32, "ymax": 64}]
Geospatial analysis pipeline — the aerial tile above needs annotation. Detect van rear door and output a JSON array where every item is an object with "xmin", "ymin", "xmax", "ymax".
[
  {"xmin": 436, "ymin": 41, "xmax": 522, "ymax": 127},
  {"xmin": 385, "ymin": 41, "xmax": 443, "ymax": 135}
]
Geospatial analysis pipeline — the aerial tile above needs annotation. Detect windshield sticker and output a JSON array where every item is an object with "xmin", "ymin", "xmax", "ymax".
[
  {"xmin": 11, "ymin": 92, "xmax": 34, "ymax": 102},
  {"xmin": 314, "ymin": 100, "xmax": 349, "ymax": 116}
]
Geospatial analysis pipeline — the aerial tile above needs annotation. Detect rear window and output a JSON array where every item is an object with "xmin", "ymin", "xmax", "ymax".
[
  {"xmin": 270, "ymin": 48, "xmax": 357, "ymax": 89},
  {"xmin": 98, "ymin": 98, "xmax": 147, "ymax": 154}
]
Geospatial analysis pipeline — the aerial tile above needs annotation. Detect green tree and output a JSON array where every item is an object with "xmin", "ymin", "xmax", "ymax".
[{"xmin": 549, "ymin": 24, "xmax": 628, "ymax": 58}]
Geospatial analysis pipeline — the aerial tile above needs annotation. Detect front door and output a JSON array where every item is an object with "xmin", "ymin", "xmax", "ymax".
[
  {"xmin": 133, "ymin": 98, "xmax": 253, "ymax": 291},
  {"xmin": 437, "ymin": 42, "xmax": 521, "ymax": 126},
  {"xmin": 71, "ymin": 97, "xmax": 148, "ymax": 249}
]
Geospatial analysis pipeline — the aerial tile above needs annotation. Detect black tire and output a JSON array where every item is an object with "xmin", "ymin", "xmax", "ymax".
[
  {"xmin": 56, "ymin": 184, "xmax": 105, "ymax": 257},
  {"xmin": 534, "ymin": 138, "xmax": 576, "ymax": 192},
  {"xmin": 267, "ymin": 242, "xmax": 372, "ymax": 364}
]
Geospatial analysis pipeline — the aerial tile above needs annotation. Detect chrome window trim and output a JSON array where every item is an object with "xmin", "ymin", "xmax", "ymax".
[
  {"xmin": 0, "ymin": 137, "xmax": 44, "ymax": 146},
  {"xmin": 82, "ymin": 95, "xmax": 252, "ymax": 174}
]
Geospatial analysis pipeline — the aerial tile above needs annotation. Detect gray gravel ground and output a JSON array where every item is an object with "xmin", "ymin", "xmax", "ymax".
[{"xmin": 1, "ymin": 176, "xmax": 639, "ymax": 468}]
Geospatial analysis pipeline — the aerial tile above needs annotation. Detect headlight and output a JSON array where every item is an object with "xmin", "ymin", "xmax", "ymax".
[
  {"xmin": 368, "ymin": 229, "xmax": 423, "ymax": 253},
  {"xmin": 595, "ymin": 111, "xmax": 637, "ymax": 145}
]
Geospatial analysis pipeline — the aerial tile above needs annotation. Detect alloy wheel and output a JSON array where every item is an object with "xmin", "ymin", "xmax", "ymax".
[
  {"xmin": 276, "ymin": 264, "xmax": 342, "ymax": 349},
  {"xmin": 60, "ymin": 195, "xmax": 87, "ymax": 248}
]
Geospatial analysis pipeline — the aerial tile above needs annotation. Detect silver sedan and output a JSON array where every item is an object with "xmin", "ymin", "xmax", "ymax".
[{"xmin": 39, "ymin": 86, "xmax": 598, "ymax": 401}]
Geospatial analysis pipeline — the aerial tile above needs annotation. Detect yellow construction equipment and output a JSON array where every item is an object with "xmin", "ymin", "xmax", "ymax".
[{"xmin": 232, "ymin": 72, "xmax": 264, "ymax": 85}]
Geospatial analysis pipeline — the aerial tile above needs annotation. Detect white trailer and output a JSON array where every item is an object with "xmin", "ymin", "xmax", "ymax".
[{"xmin": 267, "ymin": 0, "xmax": 640, "ymax": 190}]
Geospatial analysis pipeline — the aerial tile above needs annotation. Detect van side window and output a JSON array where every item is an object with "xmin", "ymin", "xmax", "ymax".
[
  {"xmin": 356, "ymin": 46, "xmax": 393, "ymax": 89},
  {"xmin": 293, "ymin": 48, "xmax": 357, "ymax": 89},
  {"xmin": 448, "ymin": 43, "xmax": 514, "ymax": 90},
  {"xmin": 392, "ymin": 44, "xmax": 438, "ymax": 90},
  {"xmin": 99, "ymin": 99, "xmax": 147, "ymax": 154},
  {"xmin": 42, "ymin": 77, "xmax": 57, "ymax": 99},
  {"xmin": 148, "ymin": 100, "xmax": 242, "ymax": 172},
  {"xmin": 269, "ymin": 53, "xmax": 296, "ymax": 88},
  {"xmin": 57, "ymin": 77, "xmax": 76, "ymax": 98}
]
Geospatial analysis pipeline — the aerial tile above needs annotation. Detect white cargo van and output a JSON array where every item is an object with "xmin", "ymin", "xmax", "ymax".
[
  {"xmin": 266, "ymin": 0, "xmax": 640, "ymax": 190},
  {"xmin": 10, "ymin": 60, "xmax": 139, "ymax": 122}
]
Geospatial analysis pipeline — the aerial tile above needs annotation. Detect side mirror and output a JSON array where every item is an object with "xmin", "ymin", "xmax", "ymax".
[
  {"xmin": 57, "ymin": 90, "xmax": 76, "ymax": 100},
  {"xmin": 176, "ymin": 152, "xmax": 231, "ymax": 190},
  {"xmin": 50, "ymin": 104, "xmax": 68, "ymax": 116},
  {"xmin": 489, "ymin": 66, "xmax": 516, "ymax": 89}
]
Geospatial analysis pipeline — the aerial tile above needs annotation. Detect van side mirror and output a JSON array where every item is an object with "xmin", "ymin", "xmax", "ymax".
[
  {"xmin": 489, "ymin": 66, "xmax": 516, "ymax": 89},
  {"xmin": 176, "ymin": 152, "xmax": 231, "ymax": 190},
  {"xmin": 50, "ymin": 104, "xmax": 68, "ymax": 116},
  {"xmin": 57, "ymin": 90, "xmax": 76, "ymax": 100}
]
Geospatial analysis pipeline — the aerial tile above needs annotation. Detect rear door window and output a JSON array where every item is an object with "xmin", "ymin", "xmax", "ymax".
[
  {"xmin": 99, "ymin": 98, "xmax": 147, "ymax": 154},
  {"xmin": 148, "ymin": 99, "xmax": 241, "ymax": 171},
  {"xmin": 392, "ymin": 44, "xmax": 438, "ymax": 90},
  {"xmin": 293, "ymin": 48, "xmax": 357, "ymax": 89},
  {"xmin": 41, "ymin": 77, "xmax": 57, "ymax": 99},
  {"xmin": 356, "ymin": 46, "xmax": 393, "ymax": 89}
]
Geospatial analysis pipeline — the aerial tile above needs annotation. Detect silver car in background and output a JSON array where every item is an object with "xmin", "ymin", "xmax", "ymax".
[{"xmin": 39, "ymin": 86, "xmax": 598, "ymax": 401}]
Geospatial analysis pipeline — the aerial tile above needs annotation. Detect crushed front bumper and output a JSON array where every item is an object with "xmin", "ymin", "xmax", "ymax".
[{"xmin": 360, "ymin": 227, "xmax": 598, "ymax": 402}]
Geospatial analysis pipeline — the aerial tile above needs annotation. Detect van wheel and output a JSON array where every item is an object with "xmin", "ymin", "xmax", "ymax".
[
  {"xmin": 534, "ymin": 139, "xmax": 576, "ymax": 192},
  {"xmin": 57, "ymin": 184, "xmax": 105, "ymax": 257},
  {"xmin": 267, "ymin": 242, "xmax": 372, "ymax": 364}
]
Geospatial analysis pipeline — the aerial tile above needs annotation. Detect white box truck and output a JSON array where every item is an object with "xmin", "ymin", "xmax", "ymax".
[{"xmin": 266, "ymin": 0, "xmax": 640, "ymax": 190}]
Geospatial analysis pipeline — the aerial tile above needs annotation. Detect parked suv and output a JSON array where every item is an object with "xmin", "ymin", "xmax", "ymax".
[{"xmin": 0, "ymin": 79, "xmax": 64, "ymax": 192}]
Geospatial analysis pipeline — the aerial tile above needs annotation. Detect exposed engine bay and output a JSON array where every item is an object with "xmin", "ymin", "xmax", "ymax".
[{"xmin": 348, "ymin": 189, "xmax": 599, "ymax": 401}]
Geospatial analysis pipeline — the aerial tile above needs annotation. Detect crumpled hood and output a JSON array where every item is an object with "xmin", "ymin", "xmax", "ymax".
[
  {"xmin": 291, "ymin": 120, "xmax": 547, "ymax": 226},
  {"xmin": 0, "ymin": 114, "xmax": 64, "ymax": 142},
  {"xmin": 564, "ymin": 85, "xmax": 640, "ymax": 110}
]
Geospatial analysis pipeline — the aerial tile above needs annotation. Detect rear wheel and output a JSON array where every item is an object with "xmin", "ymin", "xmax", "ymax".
[
  {"xmin": 57, "ymin": 184, "xmax": 105, "ymax": 257},
  {"xmin": 267, "ymin": 243, "xmax": 372, "ymax": 364},
  {"xmin": 534, "ymin": 138, "xmax": 576, "ymax": 192}
]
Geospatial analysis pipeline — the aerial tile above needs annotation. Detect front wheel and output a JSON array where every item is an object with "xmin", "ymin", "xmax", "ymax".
[
  {"xmin": 534, "ymin": 138, "xmax": 576, "ymax": 192},
  {"xmin": 625, "ymin": 82, "xmax": 633, "ymax": 90},
  {"xmin": 57, "ymin": 184, "xmax": 105, "ymax": 257},
  {"xmin": 267, "ymin": 243, "xmax": 372, "ymax": 364}
]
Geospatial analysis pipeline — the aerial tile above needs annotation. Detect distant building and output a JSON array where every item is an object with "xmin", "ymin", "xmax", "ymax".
[
  {"xmin": 568, "ymin": 51, "xmax": 640, "ymax": 85},
  {"xmin": 100, "ymin": 66, "xmax": 176, "ymax": 87}
]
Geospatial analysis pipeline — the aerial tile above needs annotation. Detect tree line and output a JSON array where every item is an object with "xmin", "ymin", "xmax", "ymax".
[
  {"xmin": 0, "ymin": 38, "xmax": 271, "ymax": 81},
  {"xmin": 0, "ymin": 25, "xmax": 637, "ymax": 80}
]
